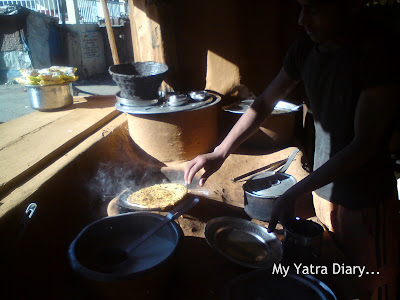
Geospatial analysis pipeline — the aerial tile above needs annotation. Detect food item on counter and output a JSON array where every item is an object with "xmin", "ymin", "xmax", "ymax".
[
  {"xmin": 127, "ymin": 183, "xmax": 188, "ymax": 209},
  {"xmin": 15, "ymin": 66, "xmax": 78, "ymax": 86}
]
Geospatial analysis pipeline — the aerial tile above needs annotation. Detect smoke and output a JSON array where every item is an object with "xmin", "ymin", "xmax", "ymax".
[
  {"xmin": 87, "ymin": 162, "xmax": 138, "ymax": 202},
  {"xmin": 86, "ymin": 162, "xmax": 169, "ymax": 202}
]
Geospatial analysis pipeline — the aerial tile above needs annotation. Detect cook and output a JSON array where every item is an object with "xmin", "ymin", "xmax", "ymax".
[{"xmin": 184, "ymin": 1, "xmax": 399, "ymax": 299}]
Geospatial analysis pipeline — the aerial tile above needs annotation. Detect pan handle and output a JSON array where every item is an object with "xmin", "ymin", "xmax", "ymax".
[{"xmin": 277, "ymin": 148, "xmax": 299, "ymax": 174}]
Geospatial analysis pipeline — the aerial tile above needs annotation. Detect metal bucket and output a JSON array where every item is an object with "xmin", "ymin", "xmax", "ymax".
[{"xmin": 27, "ymin": 83, "xmax": 73, "ymax": 111}]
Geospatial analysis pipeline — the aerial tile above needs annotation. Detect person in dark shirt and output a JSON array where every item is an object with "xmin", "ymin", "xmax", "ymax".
[{"xmin": 184, "ymin": 0, "xmax": 399, "ymax": 299}]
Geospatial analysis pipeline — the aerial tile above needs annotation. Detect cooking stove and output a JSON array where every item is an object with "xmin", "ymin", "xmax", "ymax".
[{"xmin": 115, "ymin": 90, "xmax": 221, "ymax": 115}]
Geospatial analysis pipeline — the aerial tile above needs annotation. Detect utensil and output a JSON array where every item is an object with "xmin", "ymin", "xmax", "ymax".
[
  {"xmin": 98, "ymin": 197, "xmax": 199, "ymax": 271},
  {"xmin": 243, "ymin": 148, "xmax": 299, "ymax": 222},
  {"xmin": 109, "ymin": 61, "xmax": 168, "ymax": 101},
  {"xmin": 205, "ymin": 217, "xmax": 282, "ymax": 269},
  {"xmin": 69, "ymin": 211, "xmax": 183, "ymax": 281},
  {"xmin": 118, "ymin": 170, "xmax": 212, "ymax": 212},
  {"xmin": 283, "ymin": 218, "xmax": 324, "ymax": 264},
  {"xmin": 189, "ymin": 91, "xmax": 210, "ymax": 102},
  {"xmin": 275, "ymin": 148, "xmax": 299, "ymax": 173},
  {"xmin": 223, "ymin": 269, "xmax": 337, "ymax": 300},
  {"xmin": 232, "ymin": 159, "xmax": 286, "ymax": 183},
  {"xmin": 167, "ymin": 93, "xmax": 188, "ymax": 106},
  {"xmin": 26, "ymin": 83, "xmax": 73, "ymax": 111}
]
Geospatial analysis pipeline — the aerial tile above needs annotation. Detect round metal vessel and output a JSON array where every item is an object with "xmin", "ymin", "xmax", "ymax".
[
  {"xmin": 243, "ymin": 171, "xmax": 297, "ymax": 222},
  {"xmin": 26, "ymin": 83, "xmax": 73, "ymax": 111},
  {"xmin": 68, "ymin": 212, "xmax": 183, "ymax": 281},
  {"xmin": 109, "ymin": 61, "xmax": 168, "ymax": 101},
  {"xmin": 223, "ymin": 269, "xmax": 337, "ymax": 300}
]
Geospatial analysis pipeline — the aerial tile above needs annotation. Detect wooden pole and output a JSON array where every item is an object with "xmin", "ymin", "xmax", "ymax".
[
  {"xmin": 100, "ymin": 0, "xmax": 120, "ymax": 65},
  {"xmin": 128, "ymin": 0, "xmax": 140, "ymax": 62}
]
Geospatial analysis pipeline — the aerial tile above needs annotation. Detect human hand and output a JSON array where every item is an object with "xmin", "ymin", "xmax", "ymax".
[
  {"xmin": 184, "ymin": 151, "xmax": 226, "ymax": 186},
  {"xmin": 267, "ymin": 192, "xmax": 296, "ymax": 232}
]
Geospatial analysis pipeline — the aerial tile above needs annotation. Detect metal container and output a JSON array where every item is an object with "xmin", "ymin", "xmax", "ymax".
[
  {"xmin": 189, "ymin": 91, "xmax": 210, "ymax": 102},
  {"xmin": 223, "ymin": 100, "xmax": 302, "ymax": 148},
  {"xmin": 283, "ymin": 218, "xmax": 324, "ymax": 263},
  {"xmin": 223, "ymin": 269, "xmax": 337, "ymax": 300},
  {"xmin": 68, "ymin": 211, "xmax": 183, "ymax": 281},
  {"xmin": 116, "ymin": 91, "xmax": 159, "ymax": 107},
  {"xmin": 167, "ymin": 94, "xmax": 188, "ymax": 107},
  {"xmin": 242, "ymin": 149, "xmax": 299, "ymax": 222},
  {"xmin": 27, "ymin": 83, "xmax": 73, "ymax": 111},
  {"xmin": 243, "ymin": 171, "xmax": 297, "ymax": 221},
  {"xmin": 109, "ymin": 61, "xmax": 168, "ymax": 101}
]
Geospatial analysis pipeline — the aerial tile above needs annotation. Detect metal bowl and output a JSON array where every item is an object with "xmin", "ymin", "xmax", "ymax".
[
  {"xmin": 189, "ymin": 91, "xmax": 210, "ymax": 102},
  {"xmin": 26, "ymin": 83, "xmax": 73, "ymax": 111},
  {"xmin": 167, "ymin": 94, "xmax": 188, "ymax": 106}
]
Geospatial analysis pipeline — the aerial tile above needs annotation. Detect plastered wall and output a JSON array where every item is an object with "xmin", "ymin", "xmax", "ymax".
[{"xmin": 158, "ymin": 0, "xmax": 301, "ymax": 97}]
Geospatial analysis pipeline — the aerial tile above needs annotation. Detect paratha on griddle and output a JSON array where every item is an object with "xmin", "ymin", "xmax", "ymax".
[{"xmin": 127, "ymin": 183, "xmax": 188, "ymax": 209}]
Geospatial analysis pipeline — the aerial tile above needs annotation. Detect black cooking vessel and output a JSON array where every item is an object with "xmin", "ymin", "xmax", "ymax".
[{"xmin": 243, "ymin": 149, "xmax": 299, "ymax": 222}]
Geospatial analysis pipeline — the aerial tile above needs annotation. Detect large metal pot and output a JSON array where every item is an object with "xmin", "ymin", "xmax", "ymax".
[
  {"xmin": 27, "ymin": 83, "xmax": 73, "ymax": 111},
  {"xmin": 68, "ymin": 211, "xmax": 183, "ymax": 281},
  {"xmin": 243, "ymin": 149, "xmax": 299, "ymax": 222},
  {"xmin": 243, "ymin": 171, "xmax": 297, "ymax": 221}
]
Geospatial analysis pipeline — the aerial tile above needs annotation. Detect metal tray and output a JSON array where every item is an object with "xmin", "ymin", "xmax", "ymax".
[{"xmin": 205, "ymin": 217, "xmax": 282, "ymax": 269}]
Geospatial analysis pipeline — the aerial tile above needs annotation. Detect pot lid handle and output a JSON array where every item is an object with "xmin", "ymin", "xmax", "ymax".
[{"xmin": 277, "ymin": 148, "xmax": 299, "ymax": 174}]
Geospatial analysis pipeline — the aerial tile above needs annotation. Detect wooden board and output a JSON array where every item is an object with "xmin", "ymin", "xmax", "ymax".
[{"xmin": 0, "ymin": 96, "xmax": 120, "ymax": 196}]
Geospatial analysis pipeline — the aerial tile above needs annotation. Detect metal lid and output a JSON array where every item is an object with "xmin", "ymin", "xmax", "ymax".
[{"xmin": 244, "ymin": 171, "xmax": 297, "ymax": 198}]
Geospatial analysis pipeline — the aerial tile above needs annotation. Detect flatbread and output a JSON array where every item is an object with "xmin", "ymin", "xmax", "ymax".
[{"xmin": 127, "ymin": 183, "xmax": 188, "ymax": 209}]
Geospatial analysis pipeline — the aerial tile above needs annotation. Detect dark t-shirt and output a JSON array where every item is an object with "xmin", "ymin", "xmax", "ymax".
[{"xmin": 283, "ymin": 29, "xmax": 398, "ymax": 209}]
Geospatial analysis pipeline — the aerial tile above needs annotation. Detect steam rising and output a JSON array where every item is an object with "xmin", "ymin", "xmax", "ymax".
[
  {"xmin": 87, "ymin": 162, "xmax": 177, "ymax": 202},
  {"xmin": 87, "ymin": 162, "xmax": 212, "ymax": 204}
]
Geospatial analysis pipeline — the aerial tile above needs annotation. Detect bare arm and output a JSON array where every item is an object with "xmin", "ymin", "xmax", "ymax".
[
  {"xmin": 268, "ymin": 83, "xmax": 400, "ymax": 231},
  {"xmin": 185, "ymin": 67, "xmax": 299, "ymax": 185}
]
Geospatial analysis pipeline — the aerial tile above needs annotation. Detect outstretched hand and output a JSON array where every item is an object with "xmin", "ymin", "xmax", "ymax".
[
  {"xmin": 184, "ymin": 151, "xmax": 226, "ymax": 186},
  {"xmin": 267, "ymin": 191, "xmax": 297, "ymax": 232}
]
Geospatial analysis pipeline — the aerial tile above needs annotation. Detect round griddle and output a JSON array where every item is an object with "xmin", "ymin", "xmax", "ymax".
[{"xmin": 117, "ymin": 185, "xmax": 188, "ymax": 212}]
